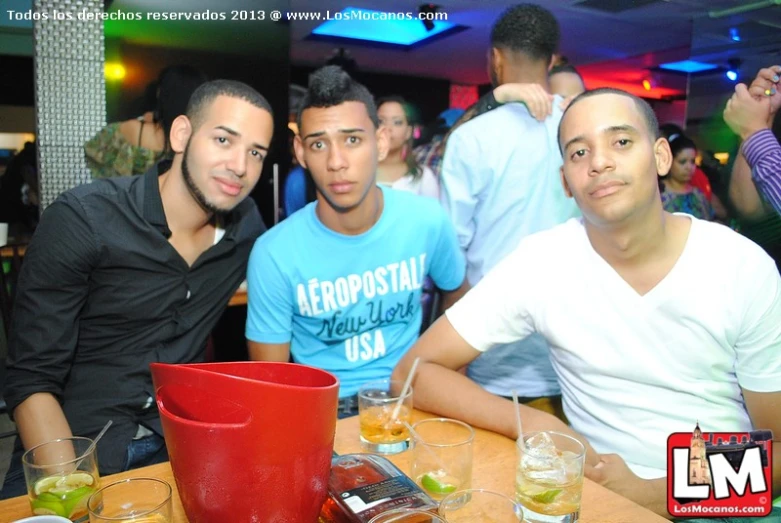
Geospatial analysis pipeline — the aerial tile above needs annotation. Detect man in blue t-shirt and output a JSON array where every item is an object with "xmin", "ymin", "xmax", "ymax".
[{"xmin": 245, "ymin": 66, "xmax": 468, "ymax": 416}]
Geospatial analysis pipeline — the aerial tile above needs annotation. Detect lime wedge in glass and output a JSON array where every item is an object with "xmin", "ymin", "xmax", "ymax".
[
  {"xmin": 31, "ymin": 497, "xmax": 67, "ymax": 517},
  {"xmin": 530, "ymin": 488, "xmax": 562, "ymax": 504},
  {"xmin": 420, "ymin": 473, "xmax": 457, "ymax": 495}
]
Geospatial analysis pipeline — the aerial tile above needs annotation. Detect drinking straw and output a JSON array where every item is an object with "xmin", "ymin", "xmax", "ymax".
[
  {"xmin": 70, "ymin": 420, "xmax": 112, "ymax": 474},
  {"xmin": 403, "ymin": 420, "xmax": 450, "ymax": 473},
  {"xmin": 388, "ymin": 357, "xmax": 420, "ymax": 425},
  {"xmin": 511, "ymin": 390, "xmax": 525, "ymax": 449}
]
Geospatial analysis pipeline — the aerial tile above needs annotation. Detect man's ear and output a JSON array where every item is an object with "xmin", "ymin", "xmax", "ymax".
[
  {"xmin": 654, "ymin": 137, "xmax": 673, "ymax": 178},
  {"xmin": 376, "ymin": 125, "xmax": 390, "ymax": 163},
  {"xmin": 490, "ymin": 47, "xmax": 503, "ymax": 82},
  {"xmin": 169, "ymin": 115, "xmax": 192, "ymax": 154},
  {"xmin": 560, "ymin": 166, "xmax": 573, "ymax": 198},
  {"xmin": 293, "ymin": 134, "xmax": 307, "ymax": 169}
]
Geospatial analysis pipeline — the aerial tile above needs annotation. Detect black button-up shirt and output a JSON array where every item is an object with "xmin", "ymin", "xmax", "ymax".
[{"xmin": 4, "ymin": 162, "xmax": 265, "ymax": 472}]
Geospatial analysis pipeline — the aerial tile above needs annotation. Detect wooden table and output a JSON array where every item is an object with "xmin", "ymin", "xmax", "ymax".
[
  {"xmin": 1, "ymin": 411, "xmax": 666, "ymax": 522},
  {"xmin": 227, "ymin": 289, "xmax": 247, "ymax": 307}
]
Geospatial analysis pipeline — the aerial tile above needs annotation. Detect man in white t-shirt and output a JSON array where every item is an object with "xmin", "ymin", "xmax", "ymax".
[{"xmin": 393, "ymin": 88, "xmax": 781, "ymax": 517}]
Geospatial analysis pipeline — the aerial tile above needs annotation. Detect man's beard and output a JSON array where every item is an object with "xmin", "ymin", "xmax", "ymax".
[{"xmin": 182, "ymin": 141, "xmax": 230, "ymax": 216}]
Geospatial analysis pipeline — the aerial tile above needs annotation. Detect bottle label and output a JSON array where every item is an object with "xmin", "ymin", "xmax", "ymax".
[{"xmin": 340, "ymin": 476, "xmax": 420, "ymax": 514}]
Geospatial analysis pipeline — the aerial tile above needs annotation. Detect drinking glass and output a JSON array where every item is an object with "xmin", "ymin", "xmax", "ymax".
[
  {"xmin": 87, "ymin": 478, "xmax": 172, "ymax": 522},
  {"xmin": 515, "ymin": 431, "xmax": 585, "ymax": 523},
  {"xmin": 22, "ymin": 437, "xmax": 100, "ymax": 522},
  {"xmin": 358, "ymin": 379, "xmax": 413, "ymax": 454},
  {"xmin": 410, "ymin": 418, "xmax": 474, "ymax": 501}
]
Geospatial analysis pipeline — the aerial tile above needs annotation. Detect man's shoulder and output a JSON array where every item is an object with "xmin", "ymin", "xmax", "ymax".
[
  {"xmin": 255, "ymin": 204, "xmax": 312, "ymax": 248},
  {"xmin": 56, "ymin": 175, "xmax": 140, "ymax": 212},
  {"xmin": 384, "ymin": 188, "xmax": 447, "ymax": 228},
  {"xmin": 450, "ymin": 103, "xmax": 556, "ymax": 148},
  {"xmin": 691, "ymin": 217, "xmax": 772, "ymax": 264},
  {"xmin": 510, "ymin": 219, "xmax": 585, "ymax": 264}
]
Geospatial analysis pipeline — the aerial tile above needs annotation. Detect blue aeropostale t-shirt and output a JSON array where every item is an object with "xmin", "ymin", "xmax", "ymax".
[{"xmin": 245, "ymin": 186, "xmax": 466, "ymax": 397}]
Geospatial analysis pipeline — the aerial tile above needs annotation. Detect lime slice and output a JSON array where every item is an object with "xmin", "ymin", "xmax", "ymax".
[
  {"xmin": 530, "ymin": 488, "xmax": 562, "ymax": 504},
  {"xmin": 64, "ymin": 487, "xmax": 93, "ymax": 519},
  {"xmin": 34, "ymin": 475, "xmax": 62, "ymax": 495},
  {"xmin": 32, "ymin": 497, "xmax": 67, "ymax": 517},
  {"xmin": 61, "ymin": 472, "xmax": 95, "ymax": 489},
  {"xmin": 420, "ymin": 473, "xmax": 457, "ymax": 495}
]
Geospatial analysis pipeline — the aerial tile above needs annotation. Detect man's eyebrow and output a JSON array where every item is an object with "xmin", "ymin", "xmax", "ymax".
[
  {"xmin": 563, "ymin": 125, "xmax": 641, "ymax": 151},
  {"xmin": 563, "ymin": 134, "xmax": 586, "ymax": 151},
  {"xmin": 605, "ymin": 124, "xmax": 640, "ymax": 135},
  {"xmin": 303, "ymin": 128, "xmax": 366, "ymax": 140},
  {"xmin": 215, "ymin": 125, "xmax": 267, "ymax": 150}
]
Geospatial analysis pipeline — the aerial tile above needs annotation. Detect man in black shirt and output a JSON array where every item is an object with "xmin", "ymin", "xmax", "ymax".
[{"xmin": 1, "ymin": 79, "xmax": 272, "ymax": 498}]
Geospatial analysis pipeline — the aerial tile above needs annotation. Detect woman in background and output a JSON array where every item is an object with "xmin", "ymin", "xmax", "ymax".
[
  {"xmin": 376, "ymin": 96, "xmax": 439, "ymax": 199},
  {"xmin": 660, "ymin": 134, "xmax": 715, "ymax": 220},
  {"xmin": 85, "ymin": 65, "xmax": 207, "ymax": 178}
]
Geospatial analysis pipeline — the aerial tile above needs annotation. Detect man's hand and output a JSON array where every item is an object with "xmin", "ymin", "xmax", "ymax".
[
  {"xmin": 748, "ymin": 65, "xmax": 781, "ymax": 116},
  {"xmin": 493, "ymin": 83, "xmax": 553, "ymax": 122},
  {"xmin": 586, "ymin": 453, "xmax": 669, "ymax": 518},
  {"xmin": 724, "ymin": 83, "xmax": 772, "ymax": 140}
]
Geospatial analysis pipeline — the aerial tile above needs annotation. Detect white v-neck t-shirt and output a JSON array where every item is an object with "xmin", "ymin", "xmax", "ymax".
[{"xmin": 446, "ymin": 216, "xmax": 781, "ymax": 479}]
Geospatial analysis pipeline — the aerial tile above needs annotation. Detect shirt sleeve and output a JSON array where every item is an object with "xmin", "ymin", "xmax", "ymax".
[
  {"xmin": 742, "ymin": 129, "xmax": 781, "ymax": 215},
  {"xmin": 427, "ymin": 207, "xmax": 467, "ymax": 292},
  {"xmin": 245, "ymin": 239, "xmax": 294, "ymax": 344},
  {"xmin": 445, "ymin": 242, "xmax": 535, "ymax": 352},
  {"xmin": 4, "ymin": 194, "xmax": 98, "ymax": 415},
  {"xmin": 439, "ymin": 128, "xmax": 488, "ymax": 251},
  {"xmin": 733, "ymin": 248, "xmax": 781, "ymax": 392}
]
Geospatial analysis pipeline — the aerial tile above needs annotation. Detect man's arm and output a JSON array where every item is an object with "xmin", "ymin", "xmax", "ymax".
[
  {"xmin": 247, "ymin": 341, "xmax": 291, "ymax": 362},
  {"xmin": 392, "ymin": 315, "xmax": 599, "ymax": 466},
  {"xmin": 728, "ymin": 152, "xmax": 767, "ymax": 220},
  {"xmin": 438, "ymin": 130, "xmax": 485, "ymax": 252},
  {"xmin": 585, "ymin": 457, "xmax": 670, "ymax": 519},
  {"xmin": 4, "ymin": 196, "xmax": 97, "ymax": 449},
  {"xmin": 245, "ymin": 240, "xmax": 295, "ymax": 360},
  {"xmin": 13, "ymin": 394, "xmax": 73, "ymax": 450},
  {"xmin": 742, "ymin": 389, "xmax": 781, "ymax": 498},
  {"xmin": 742, "ymin": 129, "xmax": 781, "ymax": 216},
  {"xmin": 724, "ymin": 80, "xmax": 781, "ymax": 215}
]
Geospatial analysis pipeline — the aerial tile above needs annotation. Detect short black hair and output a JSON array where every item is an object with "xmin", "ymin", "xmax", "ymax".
[
  {"xmin": 491, "ymin": 4, "xmax": 559, "ymax": 63},
  {"xmin": 186, "ymin": 79, "xmax": 273, "ymax": 129},
  {"xmin": 659, "ymin": 123, "xmax": 684, "ymax": 140},
  {"xmin": 667, "ymin": 133, "xmax": 697, "ymax": 157},
  {"xmin": 558, "ymin": 87, "xmax": 660, "ymax": 153},
  {"xmin": 297, "ymin": 65, "xmax": 379, "ymax": 132},
  {"xmin": 549, "ymin": 64, "xmax": 582, "ymax": 80}
]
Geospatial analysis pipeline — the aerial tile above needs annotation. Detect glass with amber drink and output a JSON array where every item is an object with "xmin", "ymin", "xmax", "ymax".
[{"xmin": 358, "ymin": 379, "xmax": 413, "ymax": 454}]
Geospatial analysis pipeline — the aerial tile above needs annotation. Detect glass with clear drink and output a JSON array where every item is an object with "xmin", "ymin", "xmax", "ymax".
[
  {"xmin": 515, "ymin": 431, "xmax": 585, "ymax": 523},
  {"xmin": 22, "ymin": 437, "xmax": 100, "ymax": 522}
]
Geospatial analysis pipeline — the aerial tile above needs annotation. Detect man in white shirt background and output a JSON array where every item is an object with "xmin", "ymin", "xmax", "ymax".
[
  {"xmin": 395, "ymin": 88, "xmax": 781, "ymax": 518},
  {"xmin": 439, "ymin": 3, "xmax": 580, "ymax": 417}
]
